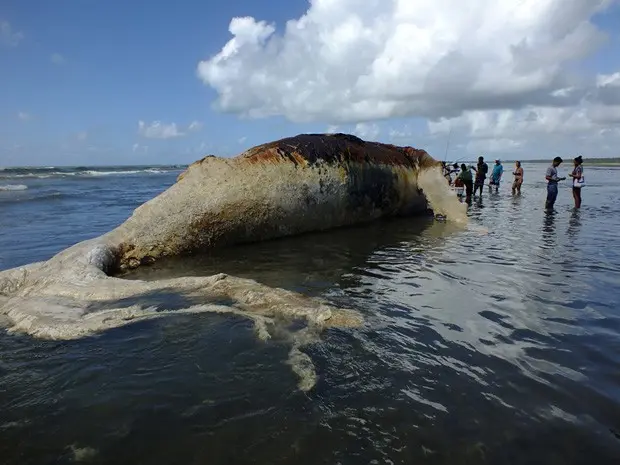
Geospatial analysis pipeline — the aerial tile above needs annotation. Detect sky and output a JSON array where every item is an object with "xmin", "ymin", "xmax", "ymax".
[{"xmin": 1, "ymin": 0, "xmax": 620, "ymax": 166}]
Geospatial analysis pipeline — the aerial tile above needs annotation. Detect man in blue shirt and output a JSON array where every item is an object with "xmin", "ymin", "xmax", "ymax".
[{"xmin": 489, "ymin": 159, "xmax": 503, "ymax": 192}]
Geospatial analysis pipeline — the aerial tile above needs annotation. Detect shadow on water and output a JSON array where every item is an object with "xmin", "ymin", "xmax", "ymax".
[
  {"xmin": 2, "ymin": 165, "xmax": 620, "ymax": 464},
  {"xmin": 122, "ymin": 216, "xmax": 461, "ymax": 298},
  {"xmin": 542, "ymin": 210, "xmax": 557, "ymax": 249}
]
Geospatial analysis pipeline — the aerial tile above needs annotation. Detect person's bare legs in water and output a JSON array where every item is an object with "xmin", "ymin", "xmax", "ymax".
[
  {"xmin": 512, "ymin": 161, "xmax": 523, "ymax": 195},
  {"xmin": 569, "ymin": 155, "xmax": 584, "ymax": 208}
]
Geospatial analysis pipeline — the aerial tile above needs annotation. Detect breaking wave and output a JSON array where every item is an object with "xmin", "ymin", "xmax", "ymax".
[
  {"xmin": 0, "ymin": 184, "xmax": 28, "ymax": 191},
  {"xmin": 0, "ymin": 165, "xmax": 186, "ymax": 180}
]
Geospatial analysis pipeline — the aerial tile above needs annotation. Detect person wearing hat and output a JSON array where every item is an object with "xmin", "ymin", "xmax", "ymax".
[
  {"xmin": 568, "ymin": 155, "xmax": 584, "ymax": 208},
  {"xmin": 489, "ymin": 159, "xmax": 503, "ymax": 192},
  {"xmin": 545, "ymin": 156, "xmax": 566, "ymax": 210},
  {"xmin": 456, "ymin": 163, "xmax": 474, "ymax": 200}
]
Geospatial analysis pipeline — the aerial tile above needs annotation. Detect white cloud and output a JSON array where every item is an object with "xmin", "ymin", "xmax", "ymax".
[
  {"xmin": 17, "ymin": 111, "xmax": 30, "ymax": 121},
  {"xmin": 76, "ymin": 131, "xmax": 88, "ymax": 141},
  {"xmin": 188, "ymin": 120, "xmax": 203, "ymax": 132},
  {"xmin": 596, "ymin": 72, "xmax": 620, "ymax": 88},
  {"xmin": 196, "ymin": 1, "xmax": 620, "ymax": 157},
  {"xmin": 427, "ymin": 99, "xmax": 620, "ymax": 157},
  {"xmin": 1, "ymin": 20, "xmax": 24, "ymax": 47},
  {"xmin": 237, "ymin": 136, "xmax": 247, "ymax": 144},
  {"xmin": 326, "ymin": 125, "xmax": 340, "ymax": 133},
  {"xmin": 138, "ymin": 120, "xmax": 204, "ymax": 139},
  {"xmin": 50, "ymin": 53, "xmax": 66, "ymax": 65},
  {"xmin": 132, "ymin": 143, "xmax": 149, "ymax": 153},
  {"xmin": 389, "ymin": 126, "xmax": 413, "ymax": 139},
  {"xmin": 353, "ymin": 122, "xmax": 380, "ymax": 140},
  {"xmin": 138, "ymin": 121, "xmax": 184, "ymax": 139},
  {"xmin": 429, "ymin": 69, "xmax": 620, "ymax": 139},
  {"xmin": 197, "ymin": 0, "xmax": 615, "ymax": 124}
]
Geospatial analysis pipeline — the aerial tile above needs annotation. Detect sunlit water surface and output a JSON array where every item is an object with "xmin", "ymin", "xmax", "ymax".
[{"xmin": 1, "ymin": 164, "xmax": 619, "ymax": 464}]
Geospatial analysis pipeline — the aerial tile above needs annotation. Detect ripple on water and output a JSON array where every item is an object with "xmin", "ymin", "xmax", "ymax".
[{"xmin": 2, "ymin": 166, "xmax": 620, "ymax": 463}]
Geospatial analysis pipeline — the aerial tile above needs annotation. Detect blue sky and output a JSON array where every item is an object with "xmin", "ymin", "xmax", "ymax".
[
  {"xmin": 1, "ymin": 0, "xmax": 619, "ymax": 166},
  {"xmin": 1, "ymin": 0, "xmax": 314, "ymax": 165}
]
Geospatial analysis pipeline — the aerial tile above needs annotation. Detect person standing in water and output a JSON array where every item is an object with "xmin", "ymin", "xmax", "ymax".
[
  {"xmin": 512, "ymin": 161, "xmax": 524, "ymax": 195},
  {"xmin": 456, "ymin": 163, "xmax": 473, "ymax": 200},
  {"xmin": 442, "ymin": 162, "xmax": 452, "ymax": 185},
  {"xmin": 489, "ymin": 159, "xmax": 503, "ymax": 192},
  {"xmin": 568, "ymin": 155, "xmax": 584, "ymax": 208},
  {"xmin": 545, "ymin": 156, "xmax": 566, "ymax": 210},
  {"xmin": 473, "ymin": 156, "xmax": 488, "ymax": 196}
]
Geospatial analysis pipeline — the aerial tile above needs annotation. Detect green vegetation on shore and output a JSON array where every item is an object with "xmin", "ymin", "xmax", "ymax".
[
  {"xmin": 449, "ymin": 158, "xmax": 620, "ymax": 166},
  {"xmin": 521, "ymin": 157, "xmax": 620, "ymax": 166}
]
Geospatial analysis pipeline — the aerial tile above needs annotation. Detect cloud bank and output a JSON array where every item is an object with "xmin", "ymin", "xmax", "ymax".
[{"xmin": 197, "ymin": 0, "xmax": 620, "ymax": 156}]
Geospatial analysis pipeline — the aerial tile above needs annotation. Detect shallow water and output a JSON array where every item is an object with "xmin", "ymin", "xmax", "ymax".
[{"xmin": 1, "ymin": 164, "xmax": 620, "ymax": 464}]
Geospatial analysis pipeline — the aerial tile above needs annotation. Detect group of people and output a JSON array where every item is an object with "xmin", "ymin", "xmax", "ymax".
[
  {"xmin": 544, "ymin": 155, "xmax": 584, "ymax": 209},
  {"xmin": 442, "ymin": 154, "xmax": 585, "ymax": 209},
  {"xmin": 443, "ymin": 157, "xmax": 522, "ymax": 198}
]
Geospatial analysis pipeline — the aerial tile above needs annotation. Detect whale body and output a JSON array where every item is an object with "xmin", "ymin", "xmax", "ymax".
[
  {"xmin": 108, "ymin": 132, "xmax": 438, "ymax": 271},
  {"xmin": 0, "ymin": 133, "xmax": 450, "ymax": 390}
]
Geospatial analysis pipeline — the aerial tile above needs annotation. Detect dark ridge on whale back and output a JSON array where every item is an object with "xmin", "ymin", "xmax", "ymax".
[{"xmin": 240, "ymin": 133, "xmax": 435, "ymax": 167}]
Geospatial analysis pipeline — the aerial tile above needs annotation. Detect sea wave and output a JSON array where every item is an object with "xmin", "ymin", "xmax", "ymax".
[
  {"xmin": 81, "ymin": 170, "xmax": 142, "ymax": 176},
  {"xmin": 0, "ymin": 184, "xmax": 28, "ymax": 191},
  {"xmin": 0, "ymin": 166, "xmax": 186, "ymax": 179},
  {"xmin": 0, "ymin": 192, "xmax": 66, "ymax": 205}
]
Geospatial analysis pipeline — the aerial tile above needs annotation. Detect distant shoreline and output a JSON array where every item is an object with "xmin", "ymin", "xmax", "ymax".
[
  {"xmin": 451, "ymin": 159, "xmax": 620, "ymax": 167},
  {"xmin": 516, "ymin": 160, "xmax": 620, "ymax": 167},
  {"xmin": 3, "ymin": 158, "xmax": 619, "ymax": 170}
]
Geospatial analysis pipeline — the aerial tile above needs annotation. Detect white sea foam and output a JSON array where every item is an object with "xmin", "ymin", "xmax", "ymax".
[
  {"xmin": 5, "ymin": 172, "xmax": 73, "ymax": 178},
  {"xmin": 80, "ymin": 170, "xmax": 142, "ymax": 176},
  {"xmin": 0, "ymin": 184, "xmax": 28, "ymax": 191},
  {"xmin": 1, "ymin": 168, "xmax": 179, "ymax": 179}
]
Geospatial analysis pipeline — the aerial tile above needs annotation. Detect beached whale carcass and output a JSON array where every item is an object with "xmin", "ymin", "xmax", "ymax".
[
  {"xmin": 0, "ymin": 133, "xmax": 457, "ymax": 390},
  {"xmin": 109, "ymin": 133, "xmax": 440, "ymax": 271}
]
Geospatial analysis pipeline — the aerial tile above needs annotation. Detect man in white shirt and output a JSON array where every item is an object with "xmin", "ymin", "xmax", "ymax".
[{"xmin": 545, "ymin": 157, "xmax": 566, "ymax": 209}]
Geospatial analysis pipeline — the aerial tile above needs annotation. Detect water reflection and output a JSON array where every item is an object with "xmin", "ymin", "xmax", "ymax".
[
  {"xmin": 2, "ymin": 165, "xmax": 620, "ymax": 464},
  {"xmin": 124, "ymin": 217, "xmax": 462, "ymax": 298},
  {"xmin": 542, "ymin": 210, "xmax": 556, "ymax": 249},
  {"xmin": 567, "ymin": 209, "xmax": 582, "ymax": 240}
]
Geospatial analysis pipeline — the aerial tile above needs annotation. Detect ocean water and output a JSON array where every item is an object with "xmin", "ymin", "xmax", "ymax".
[{"xmin": 1, "ymin": 163, "xmax": 620, "ymax": 464}]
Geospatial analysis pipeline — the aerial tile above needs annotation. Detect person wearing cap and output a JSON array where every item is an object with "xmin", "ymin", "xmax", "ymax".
[
  {"xmin": 489, "ymin": 159, "xmax": 503, "ymax": 192},
  {"xmin": 456, "ymin": 163, "xmax": 474, "ymax": 200},
  {"xmin": 568, "ymin": 155, "xmax": 584, "ymax": 208},
  {"xmin": 442, "ymin": 161, "xmax": 452, "ymax": 184},
  {"xmin": 545, "ymin": 156, "xmax": 566, "ymax": 210}
]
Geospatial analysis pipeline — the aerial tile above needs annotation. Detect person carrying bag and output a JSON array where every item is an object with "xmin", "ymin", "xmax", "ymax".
[{"xmin": 569, "ymin": 155, "xmax": 585, "ymax": 208}]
